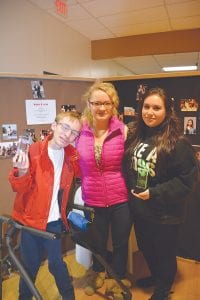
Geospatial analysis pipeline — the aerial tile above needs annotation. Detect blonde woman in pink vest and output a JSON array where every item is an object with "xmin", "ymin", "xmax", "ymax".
[{"xmin": 76, "ymin": 81, "xmax": 132, "ymax": 298}]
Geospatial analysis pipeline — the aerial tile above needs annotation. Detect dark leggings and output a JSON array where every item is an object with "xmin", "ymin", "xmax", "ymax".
[
  {"xmin": 87, "ymin": 202, "xmax": 132, "ymax": 279},
  {"xmin": 134, "ymin": 217, "xmax": 179, "ymax": 288}
]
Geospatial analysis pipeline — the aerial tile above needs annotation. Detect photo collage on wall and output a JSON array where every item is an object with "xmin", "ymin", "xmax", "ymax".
[
  {"xmin": 0, "ymin": 124, "xmax": 52, "ymax": 159},
  {"xmin": 1, "ymin": 80, "xmax": 55, "ymax": 159},
  {"xmin": 0, "ymin": 124, "xmax": 18, "ymax": 159},
  {"xmin": 179, "ymin": 98, "xmax": 199, "ymax": 136}
]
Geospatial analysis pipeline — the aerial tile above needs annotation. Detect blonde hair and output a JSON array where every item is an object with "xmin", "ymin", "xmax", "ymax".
[
  {"xmin": 55, "ymin": 111, "xmax": 81, "ymax": 123},
  {"xmin": 82, "ymin": 81, "xmax": 119, "ymax": 127}
]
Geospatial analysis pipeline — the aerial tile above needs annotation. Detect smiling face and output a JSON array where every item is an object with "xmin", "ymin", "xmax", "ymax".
[
  {"xmin": 142, "ymin": 94, "xmax": 166, "ymax": 128},
  {"xmin": 49, "ymin": 116, "xmax": 82, "ymax": 150},
  {"xmin": 88, "ymin": 89, "xmax": 114, "ymax": 124}
]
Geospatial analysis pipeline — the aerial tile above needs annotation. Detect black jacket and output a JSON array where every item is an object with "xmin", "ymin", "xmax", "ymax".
[{"xmin": 123, "ymin": 137, "xmax": 198, "ymax": 224}]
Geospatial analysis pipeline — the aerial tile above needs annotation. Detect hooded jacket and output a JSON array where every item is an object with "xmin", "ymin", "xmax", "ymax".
[{"xmin": 9, "ymin": 135, "xmax": 80, "ymax": 230}]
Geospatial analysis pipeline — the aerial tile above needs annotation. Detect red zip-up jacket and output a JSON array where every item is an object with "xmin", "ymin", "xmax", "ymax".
[{"xmin": 9, "ymin": 135, "xmax": 80, "ymax": 230}]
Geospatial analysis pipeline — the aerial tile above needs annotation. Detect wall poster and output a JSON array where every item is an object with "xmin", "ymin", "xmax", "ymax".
[{"xmin": 25, "ymin": 99, "xmax": 56, "ymax": 125}]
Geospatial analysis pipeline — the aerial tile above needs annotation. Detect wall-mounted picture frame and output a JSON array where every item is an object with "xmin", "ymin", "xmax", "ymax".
[
  {"xmin": 60, "ymin": 104, "xmax": 76, "ymax": 112},
  {"xmin": 2, "ymin": 124, "xmax": 17, "ymax": 140},
  {"xmin": 0, "ymin": 141, "xmax": 18, "ymax": 159},
  {"xmin": 40, "ymin": 129, "xmax": 52, "ymax": 141},
  {"xmin": 31, "ymin": 80, "xmax": 45, "ymax": 99},
  {"xmin": 184, "ymin": 116, "xmax": 197, "ymax": 135},
  {"xmin": 192, "ymin": 144, "xmax": 200, "ymax": 162},
  {"xmin": 136, "ymin": 84, "xmax": 148, "ymax": 102},
  {"xmin": 179, "ymin": 98, "xmax": 198, "ymax": 112},
  {"xmin": 124, "ymin": 106, "xmax": 135, "ymax": 116}
]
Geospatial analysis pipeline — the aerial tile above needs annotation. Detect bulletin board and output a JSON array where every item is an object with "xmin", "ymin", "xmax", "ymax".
[{"xmin": 0, "ymin": 74, "xmax": 94, "ymax": 215}]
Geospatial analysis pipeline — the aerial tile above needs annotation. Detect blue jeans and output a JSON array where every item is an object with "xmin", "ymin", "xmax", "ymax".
[{"xmin": 19, "ymin": 220, "xmax": 74, "ymax": 300}]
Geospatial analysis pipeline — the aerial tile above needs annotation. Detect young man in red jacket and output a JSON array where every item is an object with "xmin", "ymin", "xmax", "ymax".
[{"xmin": 9, "ymin": 111, "xmax": 82, "ymax": 300}]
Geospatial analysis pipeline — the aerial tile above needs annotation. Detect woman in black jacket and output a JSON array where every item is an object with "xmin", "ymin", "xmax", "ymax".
[{"xmin": 123, "ymin": 87, "xmax": 198, "ymax": 300}]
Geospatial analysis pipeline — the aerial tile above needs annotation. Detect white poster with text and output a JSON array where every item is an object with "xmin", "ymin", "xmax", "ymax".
[{"xmin": 25, "ymin": 99, "xmax": 56, "ymax": 125}]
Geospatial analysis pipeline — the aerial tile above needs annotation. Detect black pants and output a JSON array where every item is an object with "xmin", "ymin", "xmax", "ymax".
[
  {"xmin": 134, "ymin": 217, "xmax": 180, "ymax": 288},
  {"xmin": 88, "ymin": 202, "xmax": 131, "ymax": 279}
]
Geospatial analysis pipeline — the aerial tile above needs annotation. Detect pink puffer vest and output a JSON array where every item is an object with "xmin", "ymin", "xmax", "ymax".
[{"xmin": 76, "ymin": 117, "xmax": 128, "ymax": 207}]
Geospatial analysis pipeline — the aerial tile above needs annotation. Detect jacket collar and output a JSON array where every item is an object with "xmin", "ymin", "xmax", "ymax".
[{"xmin": 82, "ymin": 116, "xmax": 122, "ymax": 136}]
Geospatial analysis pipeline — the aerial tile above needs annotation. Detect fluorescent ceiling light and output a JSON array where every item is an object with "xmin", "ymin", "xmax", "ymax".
[{"xmin": 162, "ymin": 65, "xmax": 197, "ymax": 72}]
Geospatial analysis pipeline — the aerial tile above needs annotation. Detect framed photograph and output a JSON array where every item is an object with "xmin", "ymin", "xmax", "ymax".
[
  {"xmin": 192, "ymin": 145, "xmax": 200, "ymax": 162},
  {"xmin": 31, "ymin": 80, "xmax": 45, "ymax": 99},
  {"xmin": 40, "ymin": 129, "xmax": 52, "ymax": 141},
  {"xmin": 124, "ymin": 106, "xmax": 135, "ymax": 116},
  {"xmin": 136, "ymin": 84, "xmax": 148, "ymax": 102},
  {"xmin": 0, "ymin": 141, "xmax": 18, "ymax": 159},
  {"xmin": 25, "ymin": 128, "xmax": 37, "ymax": 143},
  {"xmin": 179, "ymin": 98, "xmax": 198, "ymax": 111},
  {"xmin": 2, "ymin": 124, "xmax": 17, "ymax": 140},
  {"xmin": 184, "ymin": 117, "xmax": 197, "ymax": 135},
  {"xmin": 60, "ymin": 104, "xmax": 76, "ymax": 112}
]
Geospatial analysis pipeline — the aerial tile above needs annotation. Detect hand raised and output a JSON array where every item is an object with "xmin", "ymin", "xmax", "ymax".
[{"xmin": 13, "ymin": 150, "xmax": 29, "ymax": 176}]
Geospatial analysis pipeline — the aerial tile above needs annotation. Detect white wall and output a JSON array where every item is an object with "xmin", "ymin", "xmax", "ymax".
[{"xmin": 0, "ymin": 0, "xmax": 131, "ymax": 78}]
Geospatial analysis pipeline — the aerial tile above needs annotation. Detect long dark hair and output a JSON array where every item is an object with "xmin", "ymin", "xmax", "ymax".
[{"xmin": 126, "ymin": 87, "xmax": 183, "ymax": 168}]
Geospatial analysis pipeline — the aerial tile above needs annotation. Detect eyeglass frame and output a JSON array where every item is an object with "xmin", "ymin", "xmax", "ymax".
[
  {"xmin": 57, "ymin": 122, "xmax": 80, "ymax": 138},
  {"xmin": 88, "ymin": 101, "xmax": 114, "ymax": 109}
]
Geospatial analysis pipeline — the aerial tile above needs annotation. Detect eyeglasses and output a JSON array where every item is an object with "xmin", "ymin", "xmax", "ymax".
[
  {"xmin": 89, "ymin": 101, "xmax": 113, "ymax": 109},
  {"xmin": 57, "ymin": 123, "xmax": 80, "ymax": 138}
]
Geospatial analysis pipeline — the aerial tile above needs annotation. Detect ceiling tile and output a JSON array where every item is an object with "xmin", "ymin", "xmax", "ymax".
[
  {"xmin": 65, "ymin": 18, "xmax": 114, "ymax": 39},
  {"xmin": 167, "ymin": 0, "xmax": 200, "ymax": 18},
  {"xmin": 155, "ymin": 52, "xmax": 199, "ymax": 66},
  {"xmin": 80, "ymin": 0, "xmax": 131, "ymax": 17},
  {"xmin": 115, "ymin": 56, "xmax": 162, "ymax": 74},
  {"xmin": 171, "ymin": 16, "xmax": 200, "ymax": 30},
  {"xmin": 165, "ymin": 0, "xmax": 196, "ymax": 4},
  {"xmin": 63, "ymin": 4, "xmax": 92, "ymax": 20},
  {"xmin": 98, "ymin": 6, "xmax": 168, "ymax": 28},
  {"xmin": 110, "ymin": 20, "xmax": 171, "ymax": 36},
  {"xmin": 28, "ymin": 0, "xmax": 54, "ymax": 10}
]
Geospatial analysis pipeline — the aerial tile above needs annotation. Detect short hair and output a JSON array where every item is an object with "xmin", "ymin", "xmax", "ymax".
[{"xmin": 55, "ymin": 111, "xmax": 81, "ymax": 123}]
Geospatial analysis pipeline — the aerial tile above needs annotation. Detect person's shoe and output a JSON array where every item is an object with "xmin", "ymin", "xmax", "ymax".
[
  {"xmin": 105, "ymin": 279, "xmax": 122, "ymax": 300},
  {"xmin": 136, "ymin": 276, "xmax": 156, "ymax": 288},
  {"xmin": 84, "ymin": 271, "xmax": 105, "ymax": 296},
  {"xmin": 149, "ymin": 287, "xmax": 173, "ymax": 300},
  {"xmin": 105, "ymin": 278, "xmax": 132, "ymax": 300},
  {"xmin": 121, "ymin": 279, "xmax": 132, "ymax": 288},
  {"xmin": 95, "ymin": 271, "xmax": 105, "ymax": 288},
  {"xmin": 113, "ymin": 293, "xmax": 125, "ymax": 300}
]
